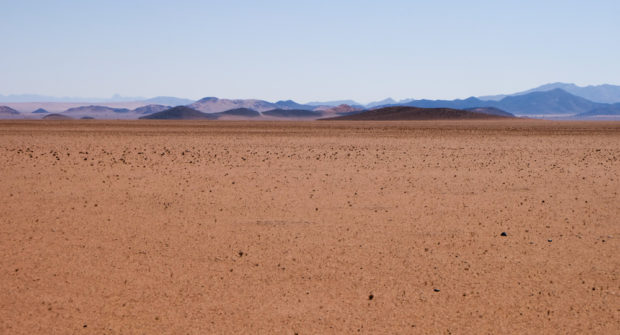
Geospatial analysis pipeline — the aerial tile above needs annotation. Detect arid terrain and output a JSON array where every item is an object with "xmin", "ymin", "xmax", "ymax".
[{"xmin": 0, "ymin": 120, "xmax": 618, "ymax": 334}]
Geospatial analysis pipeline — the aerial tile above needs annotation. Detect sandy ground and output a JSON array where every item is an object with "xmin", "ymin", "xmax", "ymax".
[{"xmin": 0, "ymin": 120, "xmax": 618, "ymax": 334}]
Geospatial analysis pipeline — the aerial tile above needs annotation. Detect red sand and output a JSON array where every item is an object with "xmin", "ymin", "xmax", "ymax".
[{"xmin": 1, "ymin": 120, "xmax": 618, "ymax": 333}]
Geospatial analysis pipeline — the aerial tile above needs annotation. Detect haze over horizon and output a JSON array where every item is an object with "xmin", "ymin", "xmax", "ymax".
[{"xmin": 2, "ymin": 0, "xmax": 619, "ymax": 103}]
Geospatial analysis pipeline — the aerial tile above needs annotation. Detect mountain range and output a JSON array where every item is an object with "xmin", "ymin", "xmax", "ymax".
[
  {"xmin": 187, "ymin": 97, "xmax": 317, "ymax": 114},
  {"xmin": 141, "ymin": 107, "xmax": 337, "ymax": 120},
  {"xmin": 1, "ymin": 83, "xmax": 620, "ymax": 120},
  {"xmin": 380, "ymin": 88, "xmax": 611, "ymax": 117},
  {"xmin": 479, "ymin": 82, "xmax": 620, "ymax": 103}
]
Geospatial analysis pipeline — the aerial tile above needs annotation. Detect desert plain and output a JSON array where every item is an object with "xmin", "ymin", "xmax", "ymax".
[{"xmin": 0, "ymin": 120, "xmax": 618, "ymax": 334}]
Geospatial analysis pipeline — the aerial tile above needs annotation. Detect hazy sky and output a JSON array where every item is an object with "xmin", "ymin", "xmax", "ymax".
[{"xmin": 1, "ymin": 0, "xmax": 619, "ymax": 103}]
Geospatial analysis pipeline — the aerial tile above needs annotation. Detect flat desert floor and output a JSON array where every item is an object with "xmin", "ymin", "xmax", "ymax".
[{"xmin": 1, "ymin": 120, "xmax": 618, "ymax": 334}]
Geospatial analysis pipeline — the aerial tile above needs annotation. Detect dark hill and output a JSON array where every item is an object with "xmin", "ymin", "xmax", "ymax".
[
  {"xmin": 215, "ymin": 108, "xmax": 261, "ymax": 118},
  {"xmin": 262, "ymin": 109, "xmax": 323, "ymax": 118},
  {"xmin": 139, "ymin": 106, "xmax": 216, "ymax": 120},
  {"xmin": 43, "ymin": 113, "xmax": 74, "ymax": 120},
  {"xmin": 32, "ymin": 108, "xmax": 49, "ymax": 114},
  {"xmin": 64, "ymin": 105, "xmax": 131, "ymax": 114},
  {"xmin": 0, "ymin": 106, "xmax": 20, "ymax": 120},
  {"xmin": 0, "ymin": 106, "xmax": 21, "ymax": 119},
  {"xmin": 322, "ymin": 106, "xmax": 514, "ymax": 121},
  {"xmin": 0, "ymin": 106, "xmax": 20, "ymax": 116}
]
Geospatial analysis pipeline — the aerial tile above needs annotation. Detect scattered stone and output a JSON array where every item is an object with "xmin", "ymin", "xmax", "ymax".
[
  {"xmin": 434, "ymin": 289, "xmax": 440, "ymax": 292},
  {"xmin": 238, "ymin": 251, "xmax": 244, "ymax": 257},
  {"xmin": 548, "ymin": 239, "xmax": 552, "ymax": 242},
  {"xmin": 368, "ymin": 294, "xmax": 374, "ymax": 300},
  {"xmin": 501, "ymin": 232, "xmax": 507, "ymax": 237}
]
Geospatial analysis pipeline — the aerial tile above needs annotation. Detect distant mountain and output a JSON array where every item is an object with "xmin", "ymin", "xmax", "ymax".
[
  {"xmin": 306, "ymin": 100, "xmax": 362, "ymax": 107},
  {"xmin": 139, "ymin": 106, "xmax": 216, "ymax": 120},
  {"xmin": 65, "ymin": 105, "xmax": 131, "ymax": 113},
  {"xmin": 262, "ymin": 109, "xmax": 323, "ymax": 119},
  {"xmin": 392, "ymin": 97, "xmax": 487, "ymax": 110},
  {"xmin": 43, "ymin": 113, "xmax": 73, "ymax": 120},
  {"xmin": 143, "ymin": 96, "xmax": 194, "ymax": 106},
  {"xmin": 215, "ymin": 108, "xmax": 262, "ymax": 118},
  {"xmin": 366, "ymin": 98, "xmax": 396, "ymax": 108},
  {"xmin": 62, "ymin": 105, "xmax": 133, "ymax": 119},
  {"xmin": 188, "ymin": 97, "xmax": 319, "ymax": 114},
  {"xmin": 133, "ymin": 104, "xmax": 169, "ymax": 114},
  {"xmin": 0, "ymin": 106, "xmax": 21, "ymax": 117},
  {"xmin": 386, "ymin": 89, "xmax": 603, "ymax": 116},
  {"xmin": 366, "ymin": 98, "xmax": 415, "ymax": 109},
  {"xmin": 314, "ymin": 104, "xmax": 363, "ymax": 116},
  {"xmin": 323, "ymin": 106, "xmax": 514, "ymax": 121},
  {"xmin": 273, "ymin": 100, "xmax": 316, "ymax": 110},
  {"xmin": 479, "ymin": 82, "xmax": 620, "ymax": 104},
  {"xmin": 495, "ymin": 89, "xmax": 600, "ymax": 116},
  {"xmin": 32, "ymin": 108, "xmax": 49, "ymax": 114},
  {"xmin": 189, "ymin": 97, "xmax": 277, "ymax": 113}
]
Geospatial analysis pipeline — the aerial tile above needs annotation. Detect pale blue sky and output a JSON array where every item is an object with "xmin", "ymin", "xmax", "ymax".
[{"xmin": 1, "ymin": 0, "xmax": 619, "ymax": 103}]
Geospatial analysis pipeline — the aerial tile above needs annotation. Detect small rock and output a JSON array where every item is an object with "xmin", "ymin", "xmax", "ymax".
[
  {"xmin": 500, "ymin": 232, "xmax": 507, "ymax": 237},
  {"xmin": 433, "ymin": 289, "xmax": 440, "ymax": 292},
  {"xmin": 368, "ymin": 294, "xmax": 374, "ymax": 300}
]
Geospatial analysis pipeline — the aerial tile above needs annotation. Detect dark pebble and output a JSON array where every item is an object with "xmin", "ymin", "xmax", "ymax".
[
  {"xmin": 434, "ymin": 289, "xmax": 440, "ymax": 292},
  {"xmin": 500, "ymin": 232, "xmax": 507, "ymax": 237},
  {"xmin": 368, "ymin": 294, "xmax": 374, "ymax": 300},
  {"xmin": 548, "ymin": 239, "xmax": 552, "ymax": 242}
]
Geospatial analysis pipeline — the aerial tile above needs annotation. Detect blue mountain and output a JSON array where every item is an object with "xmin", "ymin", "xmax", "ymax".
[
  {"xmin": 382, "ymin": 89, "xmax": 605, "ymax": 116},
  {"xmin": 479, "ymin": 82, "xmax": 620, "ymax": 104}
]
